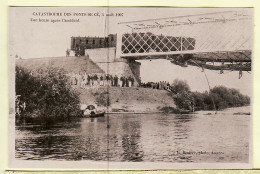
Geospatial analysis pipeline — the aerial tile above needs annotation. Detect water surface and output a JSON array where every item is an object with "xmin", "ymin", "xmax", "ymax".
[{"xmin": 15, "ymin": 106, "xmax": 250, "ymax": 162}]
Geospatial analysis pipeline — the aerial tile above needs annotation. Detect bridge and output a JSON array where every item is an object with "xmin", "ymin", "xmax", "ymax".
[{"xmin": 115, "ymin": 10, "xmax": 253, "ymax": 72}]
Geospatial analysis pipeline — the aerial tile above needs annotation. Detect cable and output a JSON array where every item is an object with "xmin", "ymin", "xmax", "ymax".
[{"xmin": 192, "ymin": 61, "xmax": 218, "ymax": 113}]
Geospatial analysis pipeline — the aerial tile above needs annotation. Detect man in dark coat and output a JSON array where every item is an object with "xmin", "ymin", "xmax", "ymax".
[
  {"xmin": 125, "ymin": 77, "xmax": 129, "ymax": 87},
  {"xmin": 121, "ymin": 76, "xmax": 125, "ymax": 87},
  {"xmin": 114, "ymin": 75, "xmax": 118, "ymax": 87}
]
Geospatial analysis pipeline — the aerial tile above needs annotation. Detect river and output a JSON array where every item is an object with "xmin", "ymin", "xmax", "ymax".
[{"xmin": 15, "ymin": 106, "xmax": 250, "ymax": 163}]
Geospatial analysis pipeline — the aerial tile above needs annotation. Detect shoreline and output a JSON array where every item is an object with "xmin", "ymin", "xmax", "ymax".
[
  {"xmin": 103, "ymin": 105, "xmax": 251, "ymax": 115},
  {"xmin": 105, "ymin": 111, "xmax": 164, "ymax": 114}
]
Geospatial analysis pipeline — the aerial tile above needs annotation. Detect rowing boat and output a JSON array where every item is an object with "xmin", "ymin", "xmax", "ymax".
[{"xmin": 83, "ymin": 111, "xmax": 105, "ymax": 118}]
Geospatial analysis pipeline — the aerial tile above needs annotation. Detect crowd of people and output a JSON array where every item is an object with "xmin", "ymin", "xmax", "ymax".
[
  {"xmin": 67, "ymin": 72, "xmax": 136, "ymax": 88},
  {"xmin": 67, "ymin": 72, "xmax": 172, "ymax": 92},
  {"xmin": 25, "ymin": 69, "xmax": 171, "ymax": 91},
  {"xmin": 140, "ymin": 81, "xmax": 171, "ymax": 90}
]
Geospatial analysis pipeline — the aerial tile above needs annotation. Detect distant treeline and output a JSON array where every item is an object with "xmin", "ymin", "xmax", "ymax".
[
  {"xmin": 15, "ymin": 66, "xmax": 82, "ymax": 125},
  {"xmin": 169, "ymin": 79, "xmax": 250, "ymax": 111}
]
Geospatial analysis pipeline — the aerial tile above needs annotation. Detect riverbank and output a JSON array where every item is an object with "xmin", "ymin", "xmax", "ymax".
[
  {"xmin": 76, "ymin": 86, "xmax": 251, "ymax": 115},
  {"xmin": 76, "ymin": 86, "xmax": 176, "ymax": 113}
]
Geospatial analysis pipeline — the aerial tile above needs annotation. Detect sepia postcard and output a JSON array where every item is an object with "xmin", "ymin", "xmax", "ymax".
[{"xmin": 9, "ymin": 6, "xmax": 253, "ymax": 169}]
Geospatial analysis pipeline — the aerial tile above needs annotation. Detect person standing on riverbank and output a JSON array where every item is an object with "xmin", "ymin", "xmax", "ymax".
[{"xmin": 114, "ymin": 75, "xmax": 118, "ymax": 87}]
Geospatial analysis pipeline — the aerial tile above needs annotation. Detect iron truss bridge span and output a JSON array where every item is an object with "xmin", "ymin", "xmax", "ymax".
[{"xmin": 116, "ymin": 10, "xmax": 253, "ymax": 72}]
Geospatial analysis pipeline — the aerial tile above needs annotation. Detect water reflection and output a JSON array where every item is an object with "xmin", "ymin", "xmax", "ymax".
[
  {"xmin": 121, "ymin": 118, "xmax": 143, "ymax": 161},
  {"xmin": 15, "ymin": 107, "xmax": 250, "ymax": 162}
]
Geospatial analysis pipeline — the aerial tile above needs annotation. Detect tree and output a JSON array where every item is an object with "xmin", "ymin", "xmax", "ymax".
[
  {"xmin": 170, "ymin": 79, "xmax": 190, "ymax": 94},
  {"xmin": 169, "ymin": 79, "xmax": 194, "ymax": 110},
  {"xmin": 15, "ymin": 66, "xmax": 82, "ymax": 125}
]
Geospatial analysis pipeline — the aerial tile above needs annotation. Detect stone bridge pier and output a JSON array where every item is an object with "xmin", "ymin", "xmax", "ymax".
[{"xmin": 85, "ymin": 47, "xmax": 141, "ymax": 86}]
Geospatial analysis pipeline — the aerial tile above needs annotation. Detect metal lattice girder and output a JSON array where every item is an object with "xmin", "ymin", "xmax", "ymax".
[
  {"xmin": 117, "ymin": 10, "xmax": 253, "ymax": 59},
  {"xmin": 121, "ymin": 32, "xmax": 195, "ymax": 54}
]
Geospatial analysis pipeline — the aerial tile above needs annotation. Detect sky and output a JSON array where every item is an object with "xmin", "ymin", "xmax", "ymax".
[{"xmin": 9, "ymin": 7, "xmax": 253, "ymax": 96}]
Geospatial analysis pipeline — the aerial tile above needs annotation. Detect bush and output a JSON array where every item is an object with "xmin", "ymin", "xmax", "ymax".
[
  {"xmin": 191, "ymin": 86, "xmax": 250, "ymax": 111},
  {"xmin": 210, "ymin": 86, "xmax": 250, "ymax": 109},
  {"xmin": 173, "ymin": 92, "xmax": 193, "ymax": 110},
  {"xmin": 15, "ymin": 66, "xmax": 82, "ymax": 125},
  {"xmin": 169, "ymin": 79, "xmax": 193, "ymax": 110},
  {"xmin": 169, "ymin": 79, "xmax": 250, "ymax": 111}
]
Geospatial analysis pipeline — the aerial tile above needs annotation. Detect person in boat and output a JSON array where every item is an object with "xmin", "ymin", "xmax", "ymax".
[
  {"xmin": 82, "ymin": 104, "xmax": 96, "ymax": 116},
  {"xmin": 82, "ymin": 103, "xmax": 105, "ymax": 117}
]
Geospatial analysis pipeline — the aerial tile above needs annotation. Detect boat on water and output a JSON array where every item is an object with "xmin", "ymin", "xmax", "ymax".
[
  {"xmin": 85, "ymin": 112, "xmax": 105, "ymax": 118},
  {"xmin": 80, "ymin": 104, "xmax": 105, "ymax": 118}
]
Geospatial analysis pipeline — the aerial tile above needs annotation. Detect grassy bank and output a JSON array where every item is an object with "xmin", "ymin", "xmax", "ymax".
[{"xmin": 76, "ymin": 87, "xmax": 176, "ymax": 113}]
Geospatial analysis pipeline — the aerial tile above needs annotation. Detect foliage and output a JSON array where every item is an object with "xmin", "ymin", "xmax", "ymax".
[
  {"xmin": 170, "ymin": 79, "xmax": 190, "ymax": 94},
  {"xmin": 191, "ymin": 91, "xmax": 212, "ymax": 110},
  {"xmin": 15, "ymin": 66, "xmax": 82, "ymax": 125},
  {"xmin": 191, "ymin": 86, "xmax": 250, "ymax": 111},
  {"xmin": 210, "ymin": 86, "xmax": 250, "ymax": 110},
  {"xmin": 169, "ymin": 79, "xmax": 250, "ymax": 111},
  {"xmin": 173, "ymin": 91, "xmax": 194, "ymax": 110},
  {"xmin": 169, "ymin": 79, "xmax": 193, "ymax": 110}
]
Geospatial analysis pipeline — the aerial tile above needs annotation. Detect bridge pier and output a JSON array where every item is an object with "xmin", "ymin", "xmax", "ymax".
[{"xmin": 85, "ymin": 47, "xmax": 141, "ymax": 86}]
